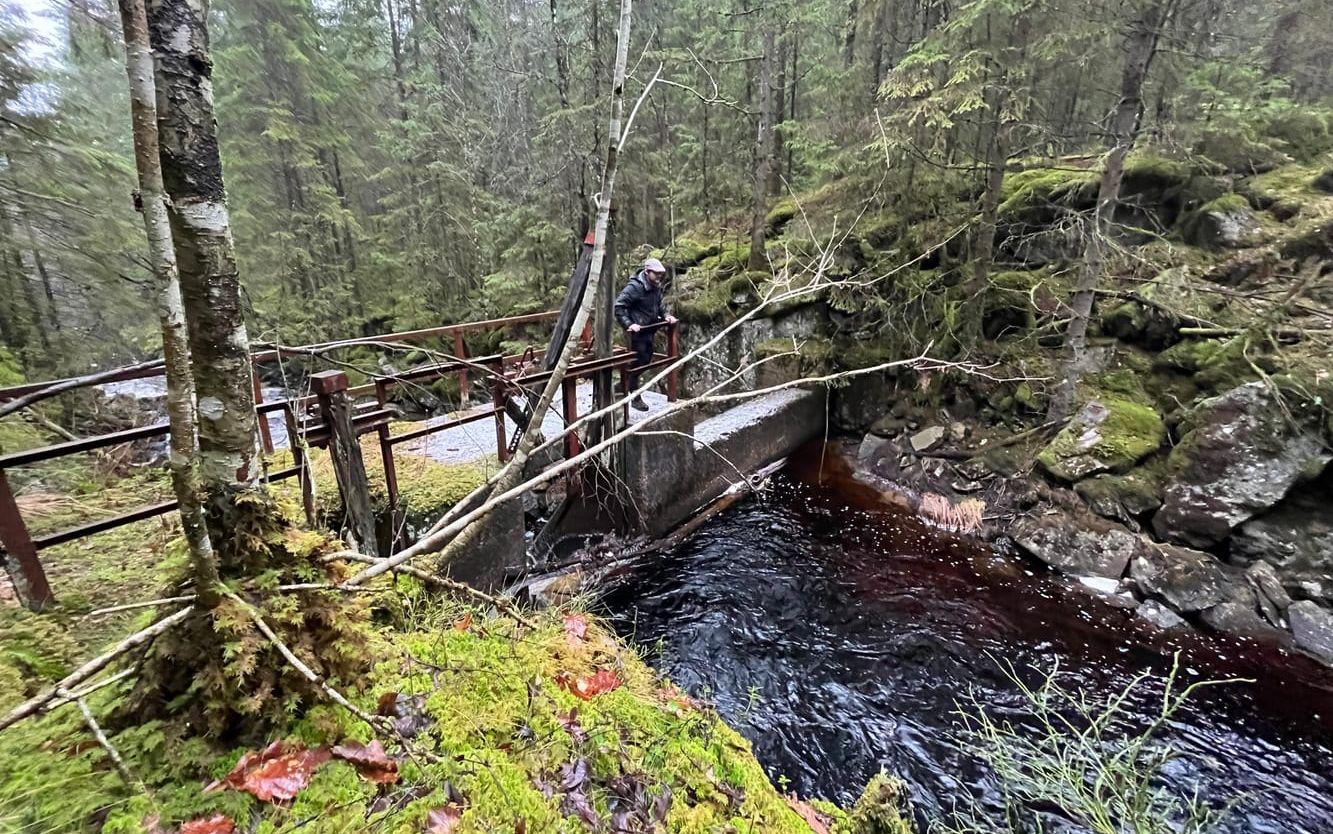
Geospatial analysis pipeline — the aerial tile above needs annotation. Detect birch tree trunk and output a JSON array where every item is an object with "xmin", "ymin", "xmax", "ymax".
[
  {"xmin": 1049, "ymin": 0, "xmax": 1170, "ymax": 420},
  {"xmin": 145, "ymin": 0, "xmax": 260, "ymax": 498},
  {"xmin": 117, "ymin": 0, "xmax": 219, "ymax": 601}
]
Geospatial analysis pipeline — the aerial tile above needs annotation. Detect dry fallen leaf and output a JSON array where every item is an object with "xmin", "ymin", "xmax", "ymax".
[
  {"xmin": 178, "ymin": 814, "xmax": 236, "ymax": 834},
  {"xmin": 425, "ymin": 805, "xmax": 464, "ymax": 833},
  {"xmin": 453, "ymin": 613, "xmax": 473, "ymax": 632},
  {"xmin": 205, "ymin": 741, "xmax": 332, "ymax": 803},
  {"xmin": 555, "ymin": 668, "xmax": 623, "ymax": 701},
  {"xmin": 563, "ymin": 614, "xmax": 588, "ymax": 645},
  {"xmin": 332, "ymin": 740, "xmax": 400, "ymax": 785},
  {"xmin": 784, "ymin": 795, "xmax": 831, "ymax": 834}
]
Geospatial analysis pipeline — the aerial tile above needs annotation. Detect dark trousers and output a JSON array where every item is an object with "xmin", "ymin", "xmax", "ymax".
[{"xmin": 627, "ymin": 330, "xmax": 655, "ymax": 394}]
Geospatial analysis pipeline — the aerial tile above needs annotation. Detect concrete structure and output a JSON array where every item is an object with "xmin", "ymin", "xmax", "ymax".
[{"xmin": 622, "ymin": 387, "xmax": 827, "ymax": 536}]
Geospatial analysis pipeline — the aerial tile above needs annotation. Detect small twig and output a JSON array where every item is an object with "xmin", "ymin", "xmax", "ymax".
[
  {"xmin": 61, "ymin": 689, "xmax": 147, "ymax": 794},
  {"xmin": 85, "ymin": 595, "xmax": 196, "ymax": 617},
  {"xmin": 324, "ymin": 550, "xmax": 538, "ymax": 630},
  {"xmin": 0, "ymin": 606, "xmax": 194, "ymax": 733}
]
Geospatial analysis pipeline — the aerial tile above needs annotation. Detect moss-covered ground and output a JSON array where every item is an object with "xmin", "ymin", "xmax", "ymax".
[{"xmin": 0, "ymin": 594, "xmax": 907, "ymax": 833}]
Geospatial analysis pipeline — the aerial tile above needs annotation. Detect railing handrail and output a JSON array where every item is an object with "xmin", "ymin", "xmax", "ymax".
[{"xmin": 0, "ymin": 310, "xmax": 560, "ymax": 402}]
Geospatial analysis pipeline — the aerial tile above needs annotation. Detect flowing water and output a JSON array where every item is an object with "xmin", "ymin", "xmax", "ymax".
[{"xmin": 599, "ymin": 447, "xmax": 1333, "ymax": 832}]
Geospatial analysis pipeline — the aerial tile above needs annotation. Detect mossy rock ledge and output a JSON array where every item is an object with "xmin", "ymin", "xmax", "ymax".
[{"xmin": 1037, "ymin": 398, "xmax": 1165, "ymax": 482}]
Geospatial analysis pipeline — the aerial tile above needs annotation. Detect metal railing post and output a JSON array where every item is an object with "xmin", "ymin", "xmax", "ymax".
[
  {"xmin": 491, "ymin": 368, "xmax": 510, "ymax": 463},
  {"xmin": 253, "ymin": 369, "xmax": 274, "ymax": 454},
  {"xmin": 284, "ymin": 404, "xmax": 317, "ymax": 527},
  {"xmin": 453, "ymin": 330, "xmax": 470, "ymax": 406},
  {"xmin": 0, "ymin": 469, "xmax": 53, "ymax": 610},
  {"xmin": 666, "ymin": 323, "xmax": 680, "ymax": 402},
  {"xmin": 310, "ymin": 371, "xmax": 379, "ymax": 556},
  {"xmin": 562, "ymin": 376, "xmax": 581, "ymax": 460}
]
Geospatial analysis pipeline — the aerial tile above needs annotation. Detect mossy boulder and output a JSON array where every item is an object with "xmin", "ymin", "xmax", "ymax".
[
  {"xmin": 981, "ymin": 270, "xmax": 1055, "ymax": 339},
  {"xmin": 1195, "ymin": 129, "xmax": 1291, "ymax": 175},
  {"xmin": 1263, "ymin": 110, "xmax": 1333, "ymax": 162},
  {"xmin": 1179, "ymin": 193, "xmax": 1260, "ymax": 249},
  {"xmin": 661, "ymin": 235, "xmax": 720, "ymax": 269},
  {"xmin": 1154, "ymin": 381, "xmax": 1332, "ymax": 547},
  {"xmin": 835, "ymin": 772, "xmax": 915, "ymax": 834},
  {"xmin": 765, "ymin": 197, "xmax": 798, "ymax": 231},
  {"xmin": 1074, "ymin": 468, "xmax": 1163, "ymax": 525},
  {"xmin": 1037, "ymin": 398, "xmax": 1165, "ymax": 482}
]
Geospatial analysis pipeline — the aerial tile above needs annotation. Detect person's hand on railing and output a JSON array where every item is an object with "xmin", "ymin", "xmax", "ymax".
[{"xmin": 665, "ymin": 315, "xmax": 678, "ymax": 325}]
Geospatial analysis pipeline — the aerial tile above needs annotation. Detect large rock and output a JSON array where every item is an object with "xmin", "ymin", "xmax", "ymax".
[
  {"xmin": 1181, "ymin": 202, "xmax": 1260, "ymax": 249},
  {"xmin": 1245, "ymin": 560, "xmax": 1293, "ymax": 627},
  {"xmin": 1199, "ymin": 585, "xmax": 1281, "ymax": 639},
  {"xmin": 1288, "ymin": 601, "xmax": 1333, "ymax": 664},
  {"xmin": 1074, "ymin": 470, "xmax": 1162, "ymax": 526},
  {"xmin": 1037, "ymin": 399, "xmax": 1165, "ymax": 482},
  {"xmin": 1014, "ymin": 510, "xmax": 1149, "ymax": 580},
  {"xmin": 1153, "ymin": 382, "xmax": 1331, "ymax": 548},
  {"xmin": 1131, "ymin": 543, "xmax": 1234, "ymax": 612},
  {"xmin": 1230, "ymin": 473, "xmax": 1333, "ymax": 575}
]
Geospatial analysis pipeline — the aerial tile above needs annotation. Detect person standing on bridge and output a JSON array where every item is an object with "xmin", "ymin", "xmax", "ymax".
[{"xmin": 614, "ymin": 256, "xmax": 677, "ymax": 411}]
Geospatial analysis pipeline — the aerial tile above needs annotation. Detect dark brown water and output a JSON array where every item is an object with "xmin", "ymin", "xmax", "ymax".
[{"xmin": 599, "ymin": 452, "xmax": 1333, "ymax": 832}]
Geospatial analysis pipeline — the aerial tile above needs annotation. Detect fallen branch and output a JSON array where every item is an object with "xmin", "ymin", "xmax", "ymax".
[
  {"xmin": 0, "ymin": 358, "xmax": 166, "ymax": 419},
  {"xmin": 0, "ymin": 606, "xmax": 193, "ymax": 732},
  {"xmin": 62, "ymin": 689, "xmax": 146, "ymax": 793},
  {"xmin": 318, "ymin": 551, "xmax": 539, "ymax": 630}
]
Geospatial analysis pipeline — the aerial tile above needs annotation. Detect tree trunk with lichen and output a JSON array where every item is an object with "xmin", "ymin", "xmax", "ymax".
[
  {"xmin": 117, "ymin": 0, "xmax": 219, "ymax": 606},
  {"xmin": 145, "ymin": 0, "xmax": 260, "ymax": 517},
  {"xmin": 1049, "ymin": 0, "xmax": 1170, "ymax": 420}
]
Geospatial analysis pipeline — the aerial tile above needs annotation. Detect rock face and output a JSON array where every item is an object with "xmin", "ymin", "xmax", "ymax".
[
  {"xmin": 1074, "ymin": 470, "xmax": 1162, "ymax": 526},
  {"xmin": 1230, "ymin": 477, "xmax": 1333, "ymax": 575},
  {"xmin": 1153, "ymin": 382, "xmax": 1331, "ymax": 547},
  {"xmin": 1037, "ymin": 399, "xmax": 1165, "ymax": 482},
  {"xmin": 1182, "ymin": 205, "xmax": 1260, "ymax": 249},
  {"xmin": 1131, "ymin": 543, "xmax": 1234, "ymax": 612},
  {"xmin": 1014, "ymin": 510, "xmax": 1148, "ymax": 579},
  {"xmin": 1289, "ymin": 602, "xmax": 1333, "ymax": 664}
]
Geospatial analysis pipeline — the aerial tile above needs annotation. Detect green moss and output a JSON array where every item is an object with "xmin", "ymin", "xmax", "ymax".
[
  {"xmin": 1262, "ymin": 109, "xmax": 1333, "ymax": 161},
  {"xmin": 1037, "ymin": 397, "xmax": 1165, "ymax": 481},
  {"xmin": 1200, "ymin": 192, "xmax": 1250, "ymax": 214},
  {"xmin": 661, "ymin": 236, "xmax": 719, "ymax": 269},
  {"xmin": 765, "ymin": 197, "xmax": 798, "ymax": 231},
  {"xmin": 0, "ymin": 606, "xmax": 873, "ymax": 834},
  {"xmin": 1195, "ymin": 129, "xmax": 1290, "ymax": 175},
  {"xmin": 835, "ymin": 773, "xmax": 915, "ymax": 834},
  {"xmin": 1122, "ymin": 150, "xmax": 1194, "ymax": 188},
  {"xmin": 270, "ymin": 439, "xmax": 491, "ymax": 530},
  {"xmin": 0, "ymin": 608, "xmax": 84, "ymax": 711},
  {"xmin": 999, "ymin": 167, "xmax": 1099, "ymax": 215},
  {"xmin": 1074, "ymin": 467, "xmax": 1164, "ymax": 521}
]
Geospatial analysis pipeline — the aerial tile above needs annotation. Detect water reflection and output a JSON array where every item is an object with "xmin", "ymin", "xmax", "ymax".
[{"xmin": 600, "ymin": 473, "xmax": 1333, "ymax": 832}]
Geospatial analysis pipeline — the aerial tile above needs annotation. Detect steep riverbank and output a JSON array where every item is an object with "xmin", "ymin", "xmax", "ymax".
[{"xmin": 658, "ymin": 150, "xmax": 1333, "ymax": 670}]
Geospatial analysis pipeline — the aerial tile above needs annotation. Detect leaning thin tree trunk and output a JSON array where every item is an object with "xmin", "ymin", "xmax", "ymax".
[
  {"xmin": 117, "ymin": 0, "xmax": 218, "ymax": 598},
  {"xmin": 373, "ymin": 0, "xmax": 638, "ymax": 584},
  {"xmin": 1049, "ymin": 0, "xmax": 1170, "ymax": 420},
  {"xmin": 145, "ymin": 0, "xmax": 260, "ymax": 501},
  {"xmin": 748, "ymin": 26, "xmax": 774, "ymax": 271}
]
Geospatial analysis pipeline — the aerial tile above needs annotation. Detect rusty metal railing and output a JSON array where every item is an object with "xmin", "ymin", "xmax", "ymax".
[{"xmin": 0, "ymin": 313, "xmax": 679, "ymax": 610}]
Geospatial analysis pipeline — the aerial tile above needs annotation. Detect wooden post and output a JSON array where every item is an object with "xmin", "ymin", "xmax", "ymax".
[
  {"xmin": 453, "ymin": 330, "xmax": 470, "ymax": 406},
  {"xmin": 374, "ymin": 379, "xmax": 401, "ymax": 547},
  {"xmin": 0, "ymin": 470, "xmax": 54, "ymax": 610},
  {"xmin": 310, "ymin": 371, "xmax": 379, "ymax": 556},
  {"xmin": 666, "ymin": 322, "xmax": 680, "ymax": 402}
]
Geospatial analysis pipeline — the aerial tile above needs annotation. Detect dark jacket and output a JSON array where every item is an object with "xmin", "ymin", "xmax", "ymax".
[{"xmin": 613, "ymin": 270, "xmax": 666, "ymax": 329}]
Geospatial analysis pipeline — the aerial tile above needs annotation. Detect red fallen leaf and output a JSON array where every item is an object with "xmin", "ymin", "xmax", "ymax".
[
  {"xmin": 555, "ymin": 668, "xmax": 623, "ymax": 701},
  {"xmin": 332, "ymin": 740, "xmax": 399, "ymax": 785},
  {"xmin": 784, "ymin": 795, "xmax": 831, "ymax": 834},
  {"xmin": 376, "ymin": 691, "xmax": 400, "ymax": 715},
  {"xmin": 425, "ymin": 805, "xmax": 464, "ymax": 833},
  {"xmin": 453, "ymin": 612, "xmax": 473, "ymax": 632},
  {"xmin": 562, "ymin": 614, "xmax": 588, "ymax": 645},
  {"xmin": 205, "ymin": 741, "xmax": 332, "ymax": 802},
  {"xmin": 179, "ymin": 814, "xmax": 236, "ymax": 834}
]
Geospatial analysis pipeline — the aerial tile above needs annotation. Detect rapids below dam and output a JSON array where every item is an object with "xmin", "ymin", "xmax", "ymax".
[{"xmin": 599, "ymin": 446, "xmax": 1333, "ymax": 832}]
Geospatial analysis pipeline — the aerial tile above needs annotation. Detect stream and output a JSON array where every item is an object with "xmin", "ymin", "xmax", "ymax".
[{"xmin": 599, "ymin": 448, "xmax": 1333, "ymax": 832}]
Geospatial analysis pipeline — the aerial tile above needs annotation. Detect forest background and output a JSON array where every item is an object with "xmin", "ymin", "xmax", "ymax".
[{"xmin": 0, "ymin": 0, "xmax": 1329, "ymax": 380}]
